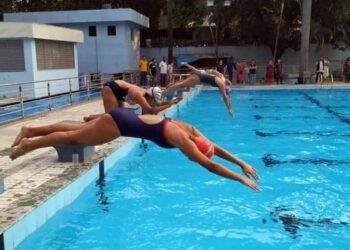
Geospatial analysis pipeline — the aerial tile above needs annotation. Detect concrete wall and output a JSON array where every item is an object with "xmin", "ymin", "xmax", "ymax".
[
  {"xmin": 0, "ymin": 39, "xmax": 35, "ymax": 99},
  {"xmin": 141, "ymin": 45, "xmax": 272, "ymax": 81},
  {"xmin": 0, "ymin": 39, "xmax": 80, "ymax": 99},
  {"xmin": 61, "ymin": 22, "xmax": 140, "ymax": 75},
  {"xmin": 32, "ymin": 44, "xmax": 80, "ymax": 98},
  {"xmin": 142, "ymin": 44, "xmax": 350, "ymax": 82},
  {"xmin": 281, "ymin": 44, "xmax": 350, "ymax": 75}
]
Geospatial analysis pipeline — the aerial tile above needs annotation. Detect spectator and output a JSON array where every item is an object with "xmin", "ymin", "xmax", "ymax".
[
  {"xmin": 216, "ymin": 59, "xmax": 225, "ymax": 74},
  {"xmin": 274, "ymin": 59, "xmax": 284, "ymax": 84},
  {"xmin": 237, "ymin": 59, "xmax": 247, "ymax": 84},
  {"xmin": 249, "ymin": 60, "xmax": 257, "ymax": 84},
  {"xmin": 265, "ymin": 59, "xmax": 274, "ymax": 84},
  {"xmin": 159, "ymin": 57, "xmax": 167, "ymax": 87},
  {"xmin": 149, "ymin": 58, "xmax": 158, "ymax": 86},
  {"xmin": 315, "ymin": 57, "xmax": 324, "ymax": 83},
  {"xmin": 225, "ymin": 56, "xmax": 237, "ymax": 83},
  {"xmin": 323, "ymin": 58, "xmax": 330, "ymax": 81},
  {"xmin": 343, "ymin": 57, "xmax": 350, "ymax": 83},
  {"xmin": 139, "ymin": 56, "xmax": 148, "ymax": 86},
  {"xmin": 167, "ymin": 60, "xmax": 174, "ymax": 85}
]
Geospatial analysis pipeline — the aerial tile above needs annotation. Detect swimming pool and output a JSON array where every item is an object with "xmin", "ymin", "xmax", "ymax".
[{"xmin": 17, "ymin": 89, "xmax": 350, "ymax": 249}]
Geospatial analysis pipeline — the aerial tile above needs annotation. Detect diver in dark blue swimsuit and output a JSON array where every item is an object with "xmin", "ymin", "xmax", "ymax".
[
  {"xmin": 163, "ymin": 63, "xmax": 233, "ymax": 116},
  {"xmin": 11, "ymin": 109, "xmax": 260, "ymax": 191}
]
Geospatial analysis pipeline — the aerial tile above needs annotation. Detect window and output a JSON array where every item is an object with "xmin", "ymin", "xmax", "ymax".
[
  {"xmin": 107, "ymin": 25, "xmax": 116, "ymax": 36},
  {"xmin": 89, "ymin": 26, "xmax": 96, "ymax": 36},
  {"xmin": 36, "ymin": 39, "xmax": 75, "ymax": 70},
  {"xmin": 0, "ymin": 40, "xmax": 25, "ymax": 72}
]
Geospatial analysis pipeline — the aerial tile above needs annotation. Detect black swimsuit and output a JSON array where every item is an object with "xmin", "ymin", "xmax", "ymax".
[
  {"xmin": 195, "ymin": 73, "xmax": 217, "ymax": 87},
  {"xmin": 104, "ymin": 81, "xmax": 128, "ymax": 101},
  {"xmin": 109, "ymin": 108, "xmax": 175, "ymax": 148}
]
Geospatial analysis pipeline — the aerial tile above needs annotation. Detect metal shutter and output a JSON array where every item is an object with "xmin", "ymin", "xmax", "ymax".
[
  {"xmin": 0, "ymin": 40, "xmax": 25, "ymax": 72},
  {"xmin": 36, "ymin": 39, "xmax": 75, "ymax": 70}
]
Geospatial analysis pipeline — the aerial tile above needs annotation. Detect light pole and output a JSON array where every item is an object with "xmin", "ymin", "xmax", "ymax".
[
  {"xmin": 298, "ymin": 0, "xmax": 312, "ymax": 84},
  {"xmin": 207, "ymin": 0, "xmax": 231, "ymax": 64},
  {"xmin": 273, "ymin": 0, "xmax": 285, "ymax": 61},
  {"xmin": 167, "ymin": 0, "xmax": 174, "ymax": 64}
]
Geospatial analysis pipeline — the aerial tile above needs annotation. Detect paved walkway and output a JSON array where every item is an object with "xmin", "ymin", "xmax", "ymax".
[{"xmin": 0, "ymin": 98, "xmax": 130, "ymax": 234}]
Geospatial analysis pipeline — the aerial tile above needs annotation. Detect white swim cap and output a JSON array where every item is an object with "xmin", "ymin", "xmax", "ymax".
[{"xmin": 146, "ymin": 87, "xmax": 162, "ymax": 102}]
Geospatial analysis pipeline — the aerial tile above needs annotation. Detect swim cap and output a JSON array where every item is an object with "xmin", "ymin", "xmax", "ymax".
[
  {"xmin": 194, "ymin": 136, "xmax": 215, "ymax": 159},
  {"xmin": 146, "ymin": 87, "xmax": 162, "ymax": 102}
]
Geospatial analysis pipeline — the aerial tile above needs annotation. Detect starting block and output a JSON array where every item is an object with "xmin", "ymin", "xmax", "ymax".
[
  {"xmin": 52, "ymin": 120, "xmax": 95, "ymax": 163},
  {"xmin": 53, "ymin": 144, "xmax": 95, "ymax": 163}
]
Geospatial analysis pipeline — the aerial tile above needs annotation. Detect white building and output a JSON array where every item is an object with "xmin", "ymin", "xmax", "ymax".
[
  {"xmin": 0, "ymin": 22, "xmax": 83, "ymax": 99},
  {"xmin": 5, "ymin": 8, "xmax": 150, "ymax": 76}
]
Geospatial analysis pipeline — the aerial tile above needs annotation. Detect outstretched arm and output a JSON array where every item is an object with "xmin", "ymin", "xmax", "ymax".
[
  {"xmin": 135, "ymin": 95, "xmax": 177, "ymax": 114},
  {"xmin": 216, "ymin": 82, "xmax": 233, "ymax": 116},
  {"xmin": 183, "ymin": 126, "xmax": 258, "ymax": 181},
  {"xmin": 170, "ymin": 132, "xmax": 260, "ymax": 191},
  {"xmin": 213, "ymin": 145, "xmax": 259, "ymax": 180}
]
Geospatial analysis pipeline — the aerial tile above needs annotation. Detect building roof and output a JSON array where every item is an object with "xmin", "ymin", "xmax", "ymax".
[
  {"xmin": 4, "ymin": 8, "xmax": 149, "ymax": 28},
  {"xmin": 0, "ymin": 22, "xmax": 84, "ymax": 43}
]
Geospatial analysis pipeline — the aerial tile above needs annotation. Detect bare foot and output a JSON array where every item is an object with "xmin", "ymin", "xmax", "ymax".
[
  {"xmin": 11, "ymin": 125, "xmax": 30, "ymax": 147},
  {"xmin": 10, "ymin": 138, "xmax": 31, "ymax": 160}
]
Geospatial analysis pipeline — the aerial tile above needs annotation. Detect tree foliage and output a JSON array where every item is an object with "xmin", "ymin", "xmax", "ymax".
[{"xmin": 1, "ymin": 0, "xmax": 350, "ymax": 55}]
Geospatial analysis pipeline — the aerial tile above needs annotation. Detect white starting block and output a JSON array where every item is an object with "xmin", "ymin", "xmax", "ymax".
[
  {"xmin": 52, "ymin": 120, "xmax": 95, "ymax": 163},
  {"xmin": 53, "ymin": 144, "xmax": 95, "ymax": 163}
]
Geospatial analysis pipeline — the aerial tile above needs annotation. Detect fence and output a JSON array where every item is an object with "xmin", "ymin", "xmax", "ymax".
[{"xmin": 0, "ymin": 72, "xmax": 139, "ymax": 124}]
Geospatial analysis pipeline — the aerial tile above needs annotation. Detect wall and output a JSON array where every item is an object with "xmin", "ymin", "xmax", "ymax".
[
  {"xmin": 142, "ymin": 44, "xmax": 350, "ymax": 81},
  {"xmin": 281, "ymin": 44, "xmax": 350, "ymax": 75},
  {"xmin": 0, "ymin": 39, "xmax": 35, "ymax": 99},
  {"xmin": 63, "ymin": 22, "xmax": 140, "ymax": 75},
  {"xmin": 32, "ymin": 43, "xmax": 80, "ymax": 98},
  {"xmin": 141, "ymin": 45, "xmax": 272, "ymax": 81}
]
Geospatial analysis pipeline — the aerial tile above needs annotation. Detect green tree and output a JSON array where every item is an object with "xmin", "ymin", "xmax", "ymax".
[
  {"xmin": 228, "ymin": 0, "xmax": 301, "ymax": 58},
  {"xmin": 310, "ymin": 0, "xmax": 350, "ymax": 51},
  {"xmin": 0, "ymin": 0, "xmax": 13, "ymax": 20}
]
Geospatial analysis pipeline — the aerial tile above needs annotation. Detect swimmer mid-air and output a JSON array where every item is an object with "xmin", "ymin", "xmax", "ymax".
[
  {"xmin": 162, "ymin": 63, "xmax": 234, "ymax": 116},
  {"xmin": 84, "ymin": 80, "xmax": 181, "ymax": 121},
  {"xmin": 11, "ymin": 108, "xmax": 260, "ymax": 191}
]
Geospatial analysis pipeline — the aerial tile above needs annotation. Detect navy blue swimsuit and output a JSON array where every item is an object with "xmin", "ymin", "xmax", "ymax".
[
  {"xmin": 195, "ymin": 73, "xmax": 217, "ymax": 87},
  {"xmin": 104, "ymin": 81, "xmax": 128, "ymax": 101},
  {"xmin": 109, "ymin": 109, "xmax": 175, "ymax": 148}
]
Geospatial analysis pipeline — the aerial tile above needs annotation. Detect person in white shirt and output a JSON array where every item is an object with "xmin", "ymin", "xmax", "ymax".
[{"xmin": 159, "ymin": 57, "xmax": 168, "ymax": 87}]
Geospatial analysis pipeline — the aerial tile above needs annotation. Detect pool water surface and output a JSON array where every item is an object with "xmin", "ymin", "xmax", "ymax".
[{"xmin": 17, "ymin": 89, "xmax": 350, "ymax": 249}]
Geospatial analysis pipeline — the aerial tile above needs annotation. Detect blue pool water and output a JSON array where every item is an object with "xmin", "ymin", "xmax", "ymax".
[{"xmin": 17, "ymin": 89, "xmax": 350, "ymax": 249}]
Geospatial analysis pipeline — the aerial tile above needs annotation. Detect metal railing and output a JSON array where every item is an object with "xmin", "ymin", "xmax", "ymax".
[{"xmin": 0, "ymin": 72, "xmax": 140, "ymax": 124}]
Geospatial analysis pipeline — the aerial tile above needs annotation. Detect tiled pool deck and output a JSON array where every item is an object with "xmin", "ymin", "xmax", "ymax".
[{"xmin": 0, "ymin": 83, "xmax": 349, "ymax": 249}]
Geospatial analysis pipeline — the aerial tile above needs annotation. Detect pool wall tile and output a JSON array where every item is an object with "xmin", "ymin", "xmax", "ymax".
[{"xmin": 3, "ymin": 138, "xmax": 138, "ymax": 250}]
